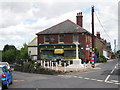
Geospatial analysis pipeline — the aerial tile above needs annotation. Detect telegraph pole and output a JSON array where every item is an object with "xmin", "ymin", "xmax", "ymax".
[{"xmin": 92, "ymin": 6, "xmax": 95, "ymax": 68}]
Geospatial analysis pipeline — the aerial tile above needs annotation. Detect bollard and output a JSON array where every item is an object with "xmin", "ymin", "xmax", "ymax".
[
  {"xmin": 43, "ymin": 61, "xmax": 45, "ymax": 67},
  {"xmin": 56, "ymin": 62, "xmax": 58, "ymax": 71},
  {"xmin": 64, "ymin": 63, "xmax": 66, "ymax": 72},
  {"xmin": 59, "ymin": 61, "xmax": 61, "ymax": 67},
  {"xmin": 52, "ymin": 62, "xmax": 53, "ymax": 70},
  {"xmin": 47, "ymin": 61, "xmax": 49, "ymax": 68},
  {"xmin": 68, "ymin": 61, "xmax": 70, "ymax": 65},
  {"xmin": 41, "ymin": 60, "xmax": 43, "ymax": 66},
  {"xmin": 50, "ymin": 61, "xmax": 51, "ymax": 67}
]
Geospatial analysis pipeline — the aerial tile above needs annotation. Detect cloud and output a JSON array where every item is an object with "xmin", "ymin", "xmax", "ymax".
[{"xmin": 0, "ymin": 1, "xmax": 119, "ymax": 51}]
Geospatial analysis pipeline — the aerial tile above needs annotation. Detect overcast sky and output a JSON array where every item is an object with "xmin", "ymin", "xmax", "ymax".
[{"xmin": 0, "ymin": 0, "xmax": 119, "ymax": 51}]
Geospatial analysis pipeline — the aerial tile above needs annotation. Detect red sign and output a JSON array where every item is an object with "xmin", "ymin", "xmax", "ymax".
[{"xmin": 87, "ymin": 41, "xmax": 90, "ymax": 44}]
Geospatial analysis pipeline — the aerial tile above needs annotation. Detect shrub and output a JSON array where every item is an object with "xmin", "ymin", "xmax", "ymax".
[{"xmin": 97, "ymin": 55, "xmax": 107, "ymax": 63}]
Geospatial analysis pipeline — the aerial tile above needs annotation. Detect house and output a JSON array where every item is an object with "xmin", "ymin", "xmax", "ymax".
[
  {"xmin": 0, "ymin": 50, "xmax": 2, "ymax": 62},
  {"xmin": 28, "ymin": 37, "xmax": 37, "ymax": 60},
  {"xmin": 95, "ymin": 32, "xmax": 112, "ymax": 59},
  {"xmin": 36, "ymin": 12, "xmax": 112, "ymax": 62},
  {"xmin": 36, "ymin": 12, "xmax": 92, "ymax": 62}
]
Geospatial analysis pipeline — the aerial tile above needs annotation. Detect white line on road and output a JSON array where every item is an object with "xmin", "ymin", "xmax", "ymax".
[
  {"xmin": 73, "ymin": 76, "xmax": 78, "ymax": 78},
  {"xmin": 97, "ymin": 80, "xmax": 103, "ymax": 82},
  {"xmin": 104, "ymin": 75, "xmax": 111, "ymax": 82},
  {"xmin": 114, "ymin": 83, "xmax": 120, "ymax": 85},
  {"xmin": 106, "ymin": 81, "xmax": 114, "ymax": 84},
  {"xmin": 104, "ymin": 63, "xmax": 118, "ymax": 82},
  {"xmin": 84, "ymin": 78, "xmax": 90, "ymax": 80},
  {"xmin": 91, "ymin": 78, "xmax": 96, "ymax": 81},
  {"xmin": 78, "ymin": 77, "xmax": 83, "ymax": 79},
  {"xmin": 110, "ymin": 80, "xmax": 119, "ymax": 83}
]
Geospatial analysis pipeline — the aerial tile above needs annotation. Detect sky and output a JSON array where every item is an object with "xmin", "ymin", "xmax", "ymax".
[{"xmin": 0, "ymin": 0, "xmax": 119, "ymax": 51}]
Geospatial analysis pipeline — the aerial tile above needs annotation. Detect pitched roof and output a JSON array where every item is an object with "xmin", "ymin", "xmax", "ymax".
[
  {"xmin": 28, "ymin": 37, "xmax": 37, "ymax": 46},
  {"xmin": 36, "ymin": 19, "xmax": 90, "ymax": 35}
]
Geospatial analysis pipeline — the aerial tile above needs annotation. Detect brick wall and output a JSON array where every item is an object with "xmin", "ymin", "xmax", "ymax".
[
  {"xmin": 64, "ymin": 34, "xmax": 73, "ymax": 43},
  {"xmin": 49, "ymin": 34, "xmax": 58, "ymax": 44}
]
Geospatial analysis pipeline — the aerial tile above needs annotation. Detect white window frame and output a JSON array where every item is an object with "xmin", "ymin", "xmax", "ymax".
[
  {"xmin": 73, "ymin": 34, "xmax": 79, "ymax": 43},
  {"xmin": 44, "ymin": 35, "xmax": 49, "ymax": 44},
  {"xmin": 58, "ymin": 34, "xmax": 64, "ymax": 44}
]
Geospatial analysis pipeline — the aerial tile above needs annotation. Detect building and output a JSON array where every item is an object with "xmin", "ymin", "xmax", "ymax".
[
  {"xmin": 28, "ymin": 37, "xmax": 37, "ymax": 60},
  {"xmin": 95, "ymin": 32, "xmax": 112, "ymax": 59},
  {"xmin": 0, "ymin": 50, "xmax": 2, "ymax": 62},
  {"xmin": 36, "ymin": 12, "xmax": 92, "ymax": 62},
  {"xmin": 36, "ymin": 12, "xmax": 111, "ymax": 62}
]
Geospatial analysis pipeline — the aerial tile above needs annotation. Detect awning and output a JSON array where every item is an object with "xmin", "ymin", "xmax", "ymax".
[{"xmin": 54, "ymin": 49, "xmax": 64, "ymax": 54}]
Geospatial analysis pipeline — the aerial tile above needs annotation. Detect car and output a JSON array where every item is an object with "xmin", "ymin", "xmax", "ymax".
[
  {"xmin": 0, "ymin": 62, "xmax": 11, "ymax": 71},
  {"xmin": 0, "ymin": 66, "xmax": 13, "ymax": 89}
]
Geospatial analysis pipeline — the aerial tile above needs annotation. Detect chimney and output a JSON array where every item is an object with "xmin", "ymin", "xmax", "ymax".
[
  {"xmin": 97, "ymin": 32, "xmax": 100, "ymax": 39},
  {"xmin": 76, "ymin": 12, "xmax": 83, "ymax": 27}
]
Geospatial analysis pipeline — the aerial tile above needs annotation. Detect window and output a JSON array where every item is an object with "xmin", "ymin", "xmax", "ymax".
[
  {"xmin": 73, "ymin": 34, "xmax": 79, "ymax": 42},
  {"xmin": 59, "ymin": 34, "xmax": 64, "ymax": 42},
  {"xmin": 45, "ymin": 35, "xmax": 49, "ymax": 42}
]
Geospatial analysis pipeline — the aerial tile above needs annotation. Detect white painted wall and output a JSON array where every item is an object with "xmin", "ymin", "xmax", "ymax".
[
  {"xmin": 103, "ymin": 50, "xmax": 108, "ymax": 58},
  {"xmin": 28, "ymin": 47, "xmax": 37, "ymax": 60}
]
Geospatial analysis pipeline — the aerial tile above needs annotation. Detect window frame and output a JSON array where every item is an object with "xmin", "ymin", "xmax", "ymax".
[
  {"xmin": 73, "ymin": 34, "xmax": 79, "ymax": 42},
  {"xmin": 59, "ymin": 34, "xmax": 64, "ymax": 43},
  {"xmin": 44, "ymin": 35, "xmax": 49, "ymax": 43}
]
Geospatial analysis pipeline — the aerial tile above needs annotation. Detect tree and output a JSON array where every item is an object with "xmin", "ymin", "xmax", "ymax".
[
  {"xmin": 19, "ymin": 43, "xmax": 29, "ymax": 60},
  {"xmin": 2, "ymin": 49, "xmax": 16, "ymax": 64},
  {"xmin": 2, "ymin": 44, "xmax": 18, "ymax": 63}
]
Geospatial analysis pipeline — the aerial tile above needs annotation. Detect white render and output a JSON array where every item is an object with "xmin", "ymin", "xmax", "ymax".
[{"xmin": 28, "ymin": 37, "xmax": 37, "ymax": 60}]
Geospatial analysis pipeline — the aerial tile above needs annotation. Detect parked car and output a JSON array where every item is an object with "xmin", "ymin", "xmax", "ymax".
[
  {"xmin": 0, "ymin": 62, "xmax": 11, "ymax": 71},
  {"xmin": 0, "ymin": 65, "xmax": 13, "ymax": 89}
]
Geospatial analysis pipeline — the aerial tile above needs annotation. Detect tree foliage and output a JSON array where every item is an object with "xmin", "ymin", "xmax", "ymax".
[
  {"xmin": 18, "ymin": 43, "xmax": 29, "ymax": 60},
  {"xmin": 2, "ymin": 45, "xmax": 17, "ymax": 63}
]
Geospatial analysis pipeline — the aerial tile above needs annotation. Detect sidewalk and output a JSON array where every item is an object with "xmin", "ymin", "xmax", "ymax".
[{"xmin": 44, "ymin": 59, "xmax": 115, "ymax": 74}]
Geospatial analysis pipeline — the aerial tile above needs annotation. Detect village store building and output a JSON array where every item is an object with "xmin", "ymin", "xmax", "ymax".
[{"xmin": 36, "ymin": 12, "xmax": 92, "ymax": 62}]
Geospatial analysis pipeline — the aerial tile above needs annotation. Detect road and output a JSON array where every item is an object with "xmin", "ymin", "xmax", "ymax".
[{"xmin": 8, "ymin": 59, "xmax": 120, "ymax": 89}]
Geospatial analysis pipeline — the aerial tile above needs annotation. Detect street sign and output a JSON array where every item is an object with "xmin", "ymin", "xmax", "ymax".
[{"xmin": 86, "ymin": 48, "xmax": 90, "ymax": 50}]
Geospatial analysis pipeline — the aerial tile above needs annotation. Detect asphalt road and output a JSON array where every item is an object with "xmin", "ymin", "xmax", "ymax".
[{"xmin": 8, "ymin": 59, "xmax": 120, "ymax": 89}]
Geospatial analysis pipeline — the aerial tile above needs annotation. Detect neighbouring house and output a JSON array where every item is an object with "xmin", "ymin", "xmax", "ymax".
[
  {"xmin": 36, "ymin": 12, "xmax": 92, "ymax": 62},
  {"xmin": 0, "ymin": 50, "xmax": 2, "ymax": 62},
  {"xmin": 95, "ymin": 32, "xmax": 112, "ymax": 59},
  {"xmin": 28, "ymin": 37, "xmax": 37, "ymax": 60}
]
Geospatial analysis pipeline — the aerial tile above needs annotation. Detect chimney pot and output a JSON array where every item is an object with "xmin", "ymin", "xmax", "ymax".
[
  {"xmin": 97, "ymin": 32, "xmax": 100, "ymax": 39},
  {"xmin": 76, "ymin": 12, "xmax": 83, "ymax": 27}
]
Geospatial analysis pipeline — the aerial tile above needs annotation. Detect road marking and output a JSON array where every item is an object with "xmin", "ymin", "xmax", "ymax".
[
  {"xmin": 111, "ymin": 69, "xmax": 115, "ymax": 74},
  {"xmin": 106, "ymin": 81, "xmax": 114, "ymax": 84},
  {"xmin": 78, "ymin": 76, "xmax": 83, "ymax": 78},
  {"xmin": 104, "ymin": 63, "xmax": 118, "ymax": 82},
  {"xmin": 91, "ymin": 78, "xmax": 96, "ymax": 81},
  {"xmin": 97, "ymin": 80, "xmax": 103, "ymax": 82},
  {"xmin": 104, "ymin": 75, "xmax": 111, "ymax": 82},
  {"xmin": 114, "ymin": 83, "xmax": 120, "ymax": 85},
  {"xmin": 84, "ymin": 78, "xmax": 90, "ymax": 80},
  {"xmin": 58, "ymin": 75, "xmax": 64, "ymax": 76},
  {"xmin": 110, "ymin": 80, "xmax": 119, "ymax": 83},
  {"xmin": 73, "ymin": 76, "xmax": 77, "ymax": 78}
]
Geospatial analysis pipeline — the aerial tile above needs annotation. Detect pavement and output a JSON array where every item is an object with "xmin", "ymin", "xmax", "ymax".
[{"xmin": 8, "ymin": 58, "xmax": 120, "ymax": 89}]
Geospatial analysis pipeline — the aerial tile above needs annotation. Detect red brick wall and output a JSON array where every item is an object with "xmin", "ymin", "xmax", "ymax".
[
  {"xmin": 49, "ymin": 34, "xmax": 58, "ymax": 44},
  {"xmin": 38, "ymin": 35, "xmax": 44, "ymax": 44},
  {"xmin": 79, "ymin": 33, "xmax": 92, "ymax": 62},
  {"xmin": 64, "ymin": 34, "xmax": 73, "ymax": 43}
]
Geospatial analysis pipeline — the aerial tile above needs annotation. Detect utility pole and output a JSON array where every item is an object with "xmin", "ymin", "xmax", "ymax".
[{"xmin": 92, "ymin": 6, "xmax": 95, "ymax": 68}]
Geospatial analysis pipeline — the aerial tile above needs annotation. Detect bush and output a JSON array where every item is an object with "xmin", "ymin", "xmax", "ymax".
[
  {"xmin": 97, "ymin": 55, "xmax": 107, "ymax": 63},
  {"xmin": 22, "ymin": 62, "xmax": 31, "ymax": 72}
]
